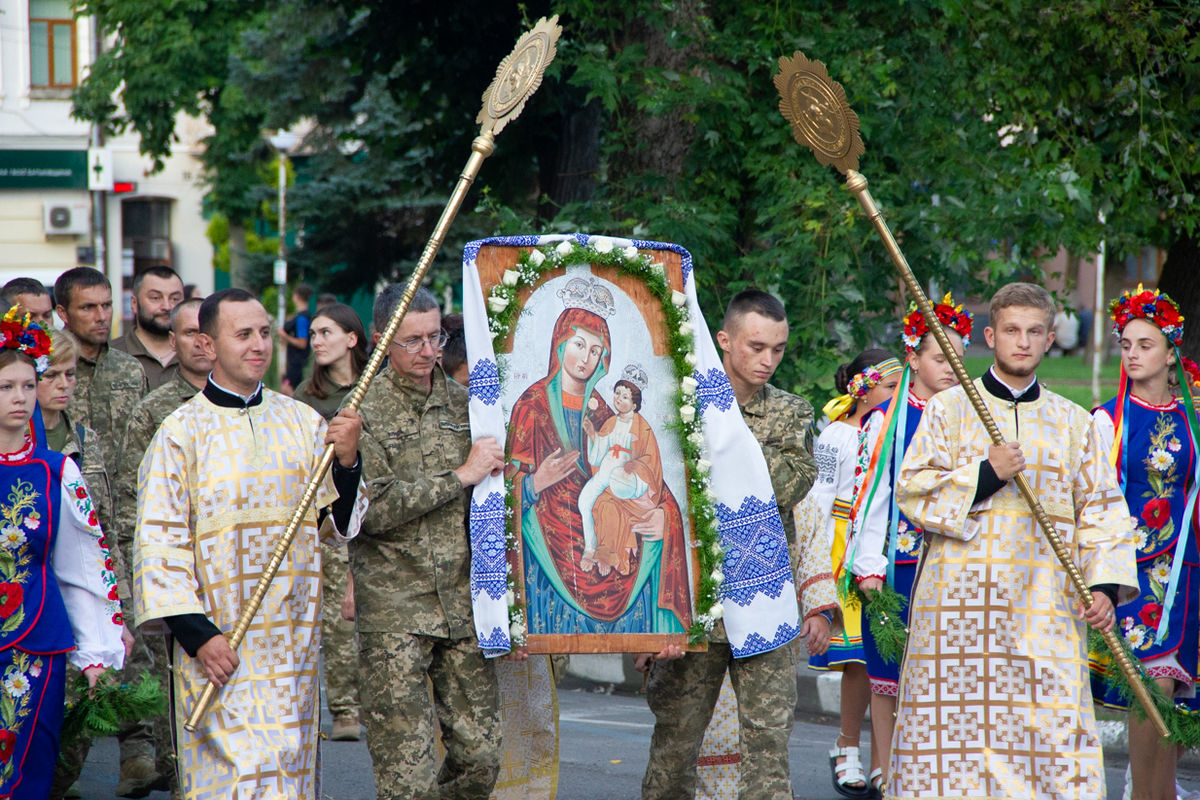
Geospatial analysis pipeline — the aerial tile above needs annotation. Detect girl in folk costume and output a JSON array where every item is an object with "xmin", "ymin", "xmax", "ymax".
[
  {"xmin": 843, "ymin": 295, "xmax": 973, "ymax": 797},
  {"xmin": 810, "ymin": 349, "xmax": 902, "ymax": 799},
  {"xmin": 0, "ymin": 308, "xmax": 124, "ymax": 798},
  {"xmin": 1090, "ymin": 285, "xmax": 1200, "ymax": 800}
]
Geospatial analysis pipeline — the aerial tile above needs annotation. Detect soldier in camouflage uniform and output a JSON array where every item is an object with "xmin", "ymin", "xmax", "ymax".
[
  {"xmin": 110, "ymin": 298, "xmax": 209, "ymax": 798},
  {"xmin": 54, "ymin": 267, "xmax": 153, "ymax": 796},
  {"xmin": 353, "ymin": 286, "xmax": 504, "ymax": 800},
  {"xmin": 642, "ymin": 290, "xmax": 821, "ymax": 800}
]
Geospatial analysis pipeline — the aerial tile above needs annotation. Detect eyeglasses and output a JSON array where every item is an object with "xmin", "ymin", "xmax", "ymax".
[{"xmin": 391, "ymin": 332, "xmax": 450, "ymax": 353}]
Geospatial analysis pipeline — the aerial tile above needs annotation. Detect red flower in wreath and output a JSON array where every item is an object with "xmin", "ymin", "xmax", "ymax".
[
  {"xmin": 0, "ymin": 583, "xmax": 22, "ymax": 618},
  {"xmin": 1141, "ymin": 498, "xmax": 1172, "ymax": 530},
  {"xmin": 0, "ymin": 729, "xmax": 15, "ymax": 762},
  {"xmin": 75, "ymin": 486, "xmax": 87, "ymax": 500},
  {"xmin": 1139, "ymin": 602, "xmax": 1163, "ymax": 628}
]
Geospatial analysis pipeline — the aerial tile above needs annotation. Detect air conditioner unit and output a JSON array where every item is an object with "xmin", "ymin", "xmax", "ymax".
[{"xmin": 43, "ymin": 201, "xmax": 91, "ymax": 236}]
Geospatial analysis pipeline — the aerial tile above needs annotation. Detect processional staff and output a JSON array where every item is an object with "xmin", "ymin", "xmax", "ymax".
[
  {"xmin": 184, "ymin": 15, "xmax": 564, "ymax": 732},
  {"xmin": 771, "ymin": 51, "xmax": 1168, "ymax": 738}
]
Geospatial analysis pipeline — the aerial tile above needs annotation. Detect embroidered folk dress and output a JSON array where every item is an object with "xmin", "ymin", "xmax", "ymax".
[
  {"xmin": 1090, "ymin": 394, "xmax": 1199, "ymax": 704},
  {"xmin": 808, "ymin": 419, "xmax": 866, "ymax": 669},
  {"xmin": 891, "ymin": 375, "xmax": 1136, "ymax": 800},
  {"xmin": 0, "ymin": 431, "xmax": 124, "ymax": 798},
  {"xmin": 132, "ymin": 385, "xmax": 367, "ymax": 800},
  {"xmin": 848, "ymin": 390, "xmax": 928, "ymax": 696}
]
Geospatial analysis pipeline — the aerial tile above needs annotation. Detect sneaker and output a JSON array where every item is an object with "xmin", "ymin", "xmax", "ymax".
[{"xmin": 331, "ymin": 714, "xmax": 361, "ymax": 742}]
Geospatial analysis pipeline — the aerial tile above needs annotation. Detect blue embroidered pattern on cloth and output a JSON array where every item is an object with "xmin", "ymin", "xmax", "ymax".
[
  {"xmin": 477, "ymin": 625, "xmax": 510, "ymax": 651},
  {"xmin": 468, "ymin": 359, "xmax": 501, "ymax": 406},
  {"xmin": 717, "ymin": 495, "xmax": 791, "ymax": 606},
  {"xmin": 694, "ymin": 367, "xmax": 736, "ymax": 415},
  {"xmin": 469, "ymin": 492, "xmax": 508, "ymax": 600},
  {"xmin": 739, "ymin": 621, "xmax": 803, "ymax": 656}
]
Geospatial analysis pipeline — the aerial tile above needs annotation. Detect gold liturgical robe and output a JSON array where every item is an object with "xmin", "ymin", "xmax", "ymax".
[
  {"xmin": 132, "ymin": 389, "xmax": 367, "ymax": 800},
  {"xmin": 890, "ymin": 377, "xmax": 1135, "ymax": 800}
]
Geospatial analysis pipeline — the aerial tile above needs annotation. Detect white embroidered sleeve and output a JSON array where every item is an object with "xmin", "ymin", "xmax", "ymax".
[
  {"xmin": 848, "ymin": 410, "xmax": 890, "ymax": 578},
  {"xmin": 54, "ymin": 459, "xmax": 125, "ymax": 671}
]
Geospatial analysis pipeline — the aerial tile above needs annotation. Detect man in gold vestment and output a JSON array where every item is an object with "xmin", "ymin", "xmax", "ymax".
[
  {"xmin": 133, "ymin": 289, "xmax": 368, "ymax": 800},
  {"xmin": 891, "ymin": 283, "xmax": 1136, "ymax": 800}
]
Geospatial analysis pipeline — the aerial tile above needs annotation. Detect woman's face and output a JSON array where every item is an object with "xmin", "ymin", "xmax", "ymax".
[
  {"xmin": 909, "ymin": 331, "xmax": 963, "ymax": 398},
  {"xmin": 862, "ymin": 372, "xmax": 901, "ymax": 410},
  {"xmin": 561, "ymin": 327, "xmax": 605, "ymax": 384},
  {"xmin": 310, "ymin": 315, "xmax": 357, "ymax": 368},
  {"xmin": 38, "ymin": 357, "xmax": 78, "ymax": 413},
  {"xmin": 1120, "ymin": 318, "xmax": 1173, "ymax": 385},
  {"xmin": 0, "ymin": 361, "xmax": 37, "ymax": 435}
]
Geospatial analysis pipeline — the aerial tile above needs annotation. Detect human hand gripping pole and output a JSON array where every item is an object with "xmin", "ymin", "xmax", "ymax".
[
  {"xmin": 772, "ymin": 51, "xmax": 1167, "ymax": 738},
  {"xmin": 183, "ymin": 15, "xmax": 563, "ymax": 732}
]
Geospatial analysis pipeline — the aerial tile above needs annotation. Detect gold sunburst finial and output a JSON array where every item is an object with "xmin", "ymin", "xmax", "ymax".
[
  {"xmin": 477, "ymin": 15, "xmax": 562, "ymax": 137},
  {"xmin": 773, "ymin": 51, "xmax": 865, "ymax": 174}
]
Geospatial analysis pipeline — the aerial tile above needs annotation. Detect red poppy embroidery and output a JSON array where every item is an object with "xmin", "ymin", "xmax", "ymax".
[
  {"xmin": 0, "ymin": 583, "xmax": 21, "ymax": 618},
  {"xmin": 1139, "ymin": 602, "xmax": 1163, "ymax": 629},
  {"xmin": 1142, "ymin": 498, "xmax": 1171, "ymax": 530},
  {"xmin": 107, "ymin": 586, "xmax": 119, "ymax": 601},
  {"xmin": 0, "ymin": 729, "xmax": 15, "ymax": 762},
  {"xmin": 112, "ymin": 612, "xmax": 124, "ymax": 625},
  {"xmin": 75, "ymin": 486, "xmax": 88, "ymax": 499},
  {"xmin": 87, "ymin": 510, "xmax": 98, "ymax": 527},
  {"xmin": 104, "ymin": 557, "xmax": 114, "ymax": 571}
]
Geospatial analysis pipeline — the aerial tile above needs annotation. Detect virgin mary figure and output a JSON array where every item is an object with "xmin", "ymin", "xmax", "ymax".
[{"xmin": 507, "ymin": 278, "xmax": 691, "ymax": 635}]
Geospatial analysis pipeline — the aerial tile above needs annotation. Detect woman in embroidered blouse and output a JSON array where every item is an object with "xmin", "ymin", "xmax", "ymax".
[
  {"xmin": 1091, "ymin": 287, "xmax": 1199, "ymax": 800},
  {"xmin": 846, "ymin": 297, "xmax": 972, "ymax": 797},
  {"xmin": 0, "ymin": 311, "xmax": 124, "ymax": 798},
  {"xmin": 809, "ymin": 348, "xmax": 901, "ymax": 799}
]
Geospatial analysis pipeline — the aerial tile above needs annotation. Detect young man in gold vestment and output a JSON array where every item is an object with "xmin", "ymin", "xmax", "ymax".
[{"xmin": 889, "ymin": 282, "xmax": 1137, "ymax": 800}]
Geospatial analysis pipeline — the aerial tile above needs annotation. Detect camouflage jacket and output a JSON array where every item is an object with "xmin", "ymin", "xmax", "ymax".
[
  {"xmin": 740, "ymin": 383, "xmax": 818, "ymax": 541},
  {"xmin": 69, "ymin": 343, "xmax": 148, "ymax": 481},
  {"xmin": 52, "ymin": 412, "xmax": 125, "ymax": 600},
  {"xmin": 354, "ymin": 364, "xmax": 473, "ymax": 638},
  {"xmin": 114, "ymin": 374, "xmax": 202, "ymax": 563}
]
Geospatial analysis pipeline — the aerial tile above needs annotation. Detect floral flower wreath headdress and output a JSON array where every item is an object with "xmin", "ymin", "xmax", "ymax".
[
  {"xmin": 1109, "ymin": 284, "xmax": 1200, "ymax": 389},
  {"xmin": 902, "ymin": 292, "xmax": 974, "ymax": 353},
  {"xmin": 822, "ymin": 357, "xmax": 903, "ymax": 423},
  {"xmin": 0, "ymin": 306, "xmax": 53, "ymax": 375}
]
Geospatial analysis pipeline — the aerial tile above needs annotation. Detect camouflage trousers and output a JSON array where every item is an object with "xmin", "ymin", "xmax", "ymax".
[
  {"xmin": 321, "ymin": 544, "xmax": 360, "ymax": 718},
  {"xmin": 642, "ymin": 642, "xmax": 797, "ymax": 800},
  {"xmin": 358, "ymin": 631, "xmax": 500, "ymax": 800}
]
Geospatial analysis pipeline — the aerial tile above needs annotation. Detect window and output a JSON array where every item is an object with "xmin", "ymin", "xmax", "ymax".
[{"xmin": 29, "ymin": 0, "xmax": 75, "ymax": 89}]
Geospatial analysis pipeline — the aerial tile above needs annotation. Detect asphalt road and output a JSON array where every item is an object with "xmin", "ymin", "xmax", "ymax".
[{"xmin": 79, "ymin": 686, "xmax": 1200, "ymax": 799}]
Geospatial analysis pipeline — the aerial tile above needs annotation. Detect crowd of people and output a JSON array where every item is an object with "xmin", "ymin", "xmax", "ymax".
[{"xmin": 0, "ymin": 260, "xmax": 1194, "ymax": 800}]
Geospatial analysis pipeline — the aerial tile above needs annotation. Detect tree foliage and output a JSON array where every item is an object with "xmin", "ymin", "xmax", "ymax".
[{"xmin": 73, "ymin": 0, "xmax": 1200, "ymax": 396}]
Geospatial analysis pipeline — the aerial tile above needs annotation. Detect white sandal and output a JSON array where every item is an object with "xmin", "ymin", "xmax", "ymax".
[
  {"xmin": 868, "ymin": 767, "xmax": 885, "ymax": 799},
  {"xmin": 829, "ymin": 744, "xmax": 870, "ymax": 799}
]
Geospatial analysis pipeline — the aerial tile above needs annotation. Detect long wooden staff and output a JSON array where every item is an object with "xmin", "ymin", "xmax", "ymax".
[
  {"xmin": 772, "ymin": 51, "xmax": 1168, "ymax": 737},
  {"xmin": 184, "ymin": 16, "xmax": 563, "ymax": 732}
]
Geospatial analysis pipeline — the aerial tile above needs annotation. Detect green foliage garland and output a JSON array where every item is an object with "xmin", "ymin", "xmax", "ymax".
[
  {"xmin": 59, "ymin": 670, "xmax": 167, "ymax": 758},
  {"xmin": 485, "ymin": 238, "xmax": 723, "ymax": 646},
  {"xmin": 1089, "ymin": 629, "xmax": 1200, "ymax": 749},
  {"xmin": 851, "ymin": 582, "xmax": 908, "ymax": 666}
]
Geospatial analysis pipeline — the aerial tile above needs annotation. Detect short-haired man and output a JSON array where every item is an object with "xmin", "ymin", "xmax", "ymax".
[
  {"xmin": 1, "ymin": 277, "xmax": 54, "ymax": 326},
  {"xmin": 353, "ymin": 285, "xmax": 504, "ymax": 799},
  {"xmin": 888, "ymin": 282, "xmax": 1136, "ymax": 799},
  {"xmin": 55, "ymin": 267, "xmax": 148, "ymax": 480},
  {"xmin": 112, "ymin": 266, "xmax": 185, "ymax": 390},
  {"xmin": 641, "ymin": 289, "xmax": 821, "ymax": 800},
  {"xmin": 110, "ymin": 297, "xmax": 210, "ymax": 794},
  {"xmin": 133, "ymin": 288, "xmax": 366, "ymax": 800}
]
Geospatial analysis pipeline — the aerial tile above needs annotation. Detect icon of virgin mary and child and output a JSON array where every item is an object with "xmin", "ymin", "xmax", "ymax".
[{"xmin": 507, "ymin": 277, "xmax": 692, "ymax": 636}]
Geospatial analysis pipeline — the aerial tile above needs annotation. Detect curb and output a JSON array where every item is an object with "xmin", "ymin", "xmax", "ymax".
[{"xmin": 563, "ymin": 653, "xmax": 1199, "ymax": 767}]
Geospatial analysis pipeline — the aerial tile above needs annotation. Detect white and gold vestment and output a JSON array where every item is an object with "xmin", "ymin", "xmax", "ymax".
[
  {"xmin": 890, "ymin": 377, "xmax": 1135, "ymax": 800},
  {"xmin": 133, "ymin": 388, "xmax": 366, "ymax": 800}
]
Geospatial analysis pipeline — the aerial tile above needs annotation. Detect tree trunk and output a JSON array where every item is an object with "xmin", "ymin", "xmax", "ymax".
[
  {"xmin": 228, "ymin": 223, "xmax": 249, "ymax": 290},
  {"xmin": 1158, "ymin": 233, "xmax": 1200, "ymax": 361},
  {"xmin": 537, "ymin": 100, "xmax": 602, "ymax": 222}
]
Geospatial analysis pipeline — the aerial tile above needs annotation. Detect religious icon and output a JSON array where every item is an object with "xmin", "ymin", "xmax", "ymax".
[{"xmin": 464, "ymin": 238, "xmax": 703, "ymax": 654}]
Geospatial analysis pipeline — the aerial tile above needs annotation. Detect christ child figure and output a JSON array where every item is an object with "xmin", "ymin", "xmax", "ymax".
[{"xmin": 579, "ymin": 368, "xmax": 656, "ymax": 577}]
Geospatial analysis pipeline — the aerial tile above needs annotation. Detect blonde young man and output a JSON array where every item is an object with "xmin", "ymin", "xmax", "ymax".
[{"xmin": 888, "ymin": 282, "xmax": 1136, "ymax": 799}]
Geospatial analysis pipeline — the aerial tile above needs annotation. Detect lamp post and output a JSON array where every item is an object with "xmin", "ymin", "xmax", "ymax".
[{"xmin": 268, "ymin": 129, "xmax": 299, "ymax": 388}]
